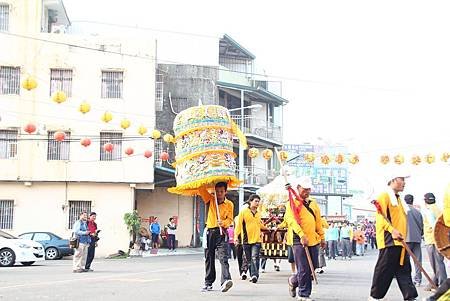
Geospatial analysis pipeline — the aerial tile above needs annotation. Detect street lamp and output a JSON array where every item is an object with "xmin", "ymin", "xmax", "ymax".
[{"xmin": 229, "ymin": 102, "xmax": 262, "ymax": 208}]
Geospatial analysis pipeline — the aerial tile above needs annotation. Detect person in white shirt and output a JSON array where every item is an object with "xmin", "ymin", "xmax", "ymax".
[{"xmin": 166, "ymin": 217, "xmax": 177, "ymax": 252}]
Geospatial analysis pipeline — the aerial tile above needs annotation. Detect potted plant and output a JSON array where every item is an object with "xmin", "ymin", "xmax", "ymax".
[{"xmin": 123, "ymin": 210, "xmax": 141, "ymax": 255}]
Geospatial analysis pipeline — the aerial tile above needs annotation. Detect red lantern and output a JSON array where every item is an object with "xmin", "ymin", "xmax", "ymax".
[
  {"xmin": 103, "ymin": 143, "xmax": 114, "ymax": 152},
  {"xmin": 144, "ymin": 150, "xmax": 153, "ymax": 158},
  {"xmin": 23, "ymin": 123, "xmax": 36, "ymax": 134},
  {"xmin": 160, "ymin": 151, "xmax": 169, "ymax": 161},
  {"xmin": 54, "ymin": 131, "xmax": 66, "ymax": 142},
  {"xmin": 80, "ymin": 138, "xmax": 91, "ymax": 147},
  {"xmin": 125, "ymin": 147, "xmax": 134, "ymax": 156}
]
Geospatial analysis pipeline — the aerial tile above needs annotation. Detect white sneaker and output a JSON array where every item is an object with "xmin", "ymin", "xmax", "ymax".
[
  {"xmin": 367, "ymin": 297, "xmax": 384, "ymax": 301},
  {"xmin": 297, "ymin": 297, "xmax": 313, "ymax": 301},
  {"xmin": 221, "ymin": 280, "xmax": 233, "ymax": 292},
  {"xmin": 240, "ymin": 273, "xmax": 247, "ymax": 280}
]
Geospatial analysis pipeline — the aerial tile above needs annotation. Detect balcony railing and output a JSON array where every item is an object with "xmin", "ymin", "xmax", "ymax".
[
  {"xmin": 231, "ymin": 115, "xmax": 282, "ymax": 142},
  {"xmin": 237, "ymin": 165, "xmax": 276, "ymax": 186}
]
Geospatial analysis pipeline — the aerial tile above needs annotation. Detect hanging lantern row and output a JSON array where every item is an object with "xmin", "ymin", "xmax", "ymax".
[
  {"xmin": 380, "ymin": 153, "xmax": 450, "ymax": 165},
  {"xmin": 247, "ymin": 148, "xmax": 286, "ymax": 161},
  {"xmin": 302, "ymin": 153, "xmax": 359, "ymax": 165}
]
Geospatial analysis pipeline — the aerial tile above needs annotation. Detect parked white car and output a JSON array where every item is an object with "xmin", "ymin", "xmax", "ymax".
[{"xmin": 0, "ymin": 230, "xmax": 45, "ymax": 267}]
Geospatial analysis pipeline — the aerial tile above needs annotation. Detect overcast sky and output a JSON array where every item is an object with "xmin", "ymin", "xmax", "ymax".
[{"xmin": 64, "ymin": 0, "xmax": 450, "ymax": 202}]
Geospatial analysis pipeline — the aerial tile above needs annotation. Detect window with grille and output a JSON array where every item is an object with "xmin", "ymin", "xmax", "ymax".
[
  {"xmin": 0, "ymin": 200, "xmax": 14, "ymax": 229},
  {"xmin": 155, "ymin": 73, "xmax": 164, "ymax": 111},
  {"xmin": 68, "ymin": 200, "xmax": 91, "ymax": 229},
  {"xmin": 0, "ymin": 4, "xmax": 9, "ymax": 32},
  {"xmin": 0, "ymin": 66, "xmax": 20, "ymax": 95},
  {"xmin": 101, "ymin": 71, "xmax": 123, "ymax": 98},
  {"xmin": 100, "ymin": 132, "xmax": 122, "ymax": 161},
  {"xmin": 0, "ymin": 129, "xmax": 18, "ymax": 159},
  {"xmin": 47, "ymin": 131, "xmax": 70, "ymax": 160},
  {"xmin": 50, "ymin": 69, "xmax": 73, "ymax": 97}
]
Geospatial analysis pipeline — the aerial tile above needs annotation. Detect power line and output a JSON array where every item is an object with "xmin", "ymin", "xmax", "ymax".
[{"xmin": 0, "ymin": 31, "xmax": 394, "ymax": 90}]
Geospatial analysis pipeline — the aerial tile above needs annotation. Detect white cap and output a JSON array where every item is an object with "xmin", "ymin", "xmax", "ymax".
[
  {"xmin": 386, "ymin": 169, "xmax": 410, "ymax": 183},
  {"xmin": 292, "ymin": 176, "xmax": 313, "ymax": 189}
]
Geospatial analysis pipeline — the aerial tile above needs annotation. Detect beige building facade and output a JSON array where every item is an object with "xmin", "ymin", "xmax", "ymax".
[{"xmin": 0, "ymin": 0, "xmax": 193, "ymax": 257}]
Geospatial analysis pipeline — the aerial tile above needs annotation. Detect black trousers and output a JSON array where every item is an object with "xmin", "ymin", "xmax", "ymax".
[
  {"xmin": 204, "ymin": 228, "xmax": 231, "ymax": 286},
  {"xmin": 85, "ymin": 240, "xmax": 96, "ymax": 269},
  {"xmin": 236, "ymin": 243, "xmax": 247, "ymax": 275},
  {"xmin": 370, "ymin": 246, "xmax": 418, "ymax": 300}
]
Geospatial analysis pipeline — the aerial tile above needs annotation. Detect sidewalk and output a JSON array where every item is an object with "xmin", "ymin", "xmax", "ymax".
[{"xmin": 131, "ymin": 247, "xmax": 204, "ymax": 258}]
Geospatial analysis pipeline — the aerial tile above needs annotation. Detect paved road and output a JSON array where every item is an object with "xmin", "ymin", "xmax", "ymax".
[{"xmin": 0, "ymin": 248, "xmax": 442, "ymax": 300}]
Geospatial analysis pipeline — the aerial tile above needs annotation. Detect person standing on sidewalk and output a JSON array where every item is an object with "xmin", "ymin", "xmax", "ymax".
[
  {"xmin": 166, "ymin": 217, "xmax": 177, "ymax": 252},
  {"xmin": 368, "ymin": 173, "xmax": 418, "ymax": 301},
  {"xmin": 340, "ymin": 221, "xmax": 353, "ymax": 260},
  {"xmin": 226, "ymin": 223, "xmax": 236, "ymax": 260},
  {"xmin": 327, "ymin": 223, "xmax": 339, "ymax": 260},
  {"xmin": 285, "ymin": 176, "xmax": 325, "ymax": 301},
  {"xmin": 198, "ymin": 182, "xmax": 234, "ymax": 292},
  {"xmin": 85, "ymin": 212, "xmax": 98, "ymax": 272},
  {"xmin": 150, "ymin": 217, "xmax": 161, "ymax": 249},
  {"xmin": 72, "ymin": 211, "xmax": 91, "ymax": 273},
  {"xmin": 235, "ymin": 194, "xmax": 268, "ymax": 283},
  {"xmin": 403, "ymin": 194, "xmax": 423, "ymax": 287},
  {"xmin": 423, "ymin": 192, "xmax": 447, "ymax": 290}
]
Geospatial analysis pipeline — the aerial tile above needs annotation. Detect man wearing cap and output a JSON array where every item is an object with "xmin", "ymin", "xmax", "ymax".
[
  {"xmin": 285, "ymin": 176, "xmax": 325, "ymax": 301},
  {"xmin": 423, "ymin": 192, "xmax": 447, "ymax": 290},
  {"xmin": 403, "ymin": 194, "xmax": 423, "ymax": 287},
  {"xmin": 369, "ymin": 174, "xmax": 418, "ymax": 301}
]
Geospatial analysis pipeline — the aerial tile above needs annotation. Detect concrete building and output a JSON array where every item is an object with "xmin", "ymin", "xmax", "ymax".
[
  {"xmin": 0, "ymin": 0, "xmax": 163, "ymax": 256},
  {"xmin": 154, "ymin": 34, "xmax": 287, "ymax": 244}
]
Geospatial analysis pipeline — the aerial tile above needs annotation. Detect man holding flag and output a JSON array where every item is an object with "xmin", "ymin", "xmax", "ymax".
[{"xmin": 284, "ymin": 176, "xmax": 325, "ymax": 301}]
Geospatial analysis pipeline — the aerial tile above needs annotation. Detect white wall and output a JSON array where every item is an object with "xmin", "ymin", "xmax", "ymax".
[
  {"xmin": 1, "ymin": 182, "xmax": 134, "ymax": 257},
  {"xmin": 0, "ymin": 1, "xmax": 156, "ymax": 184},
  {"xmin": 136, "ymin": 187, "xmax": 194, "ymax": 247}
]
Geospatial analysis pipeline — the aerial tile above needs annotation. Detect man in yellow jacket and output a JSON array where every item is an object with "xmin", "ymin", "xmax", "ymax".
[
  {"xmin": 234, "ymin": 194, "xmax": 268, "ymax": 283},
  {"xmin": 285, "ymin": 176, "xmax": 325, "ymax": 301},
  {"xmin": 369, "ymin": 173, "xmax": 417, "ymax": 301},
  {"xmin": 198, "ymin": 182, "xmax": 234, "ymax": 292}
]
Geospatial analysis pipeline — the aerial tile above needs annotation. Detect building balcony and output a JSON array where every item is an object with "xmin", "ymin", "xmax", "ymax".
[{"xmin": 231, "ymin": 115, "xmax": 282, "ymax": 144}]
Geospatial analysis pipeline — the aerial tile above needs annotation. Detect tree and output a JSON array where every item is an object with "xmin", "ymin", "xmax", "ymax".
[{"xmin": 123, "ymin": 210, "xmax": 141, "ymax": 244}]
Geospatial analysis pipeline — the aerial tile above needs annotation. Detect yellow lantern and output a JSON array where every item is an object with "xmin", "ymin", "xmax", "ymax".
[
  {"xmin": 248, "ymin": 148, "xmax": 259, "ymax": 159},
  {"xmin": 151, "ymin": 129, "xmax": 161, "ymax": 139},
  {"xmin": 22, "ymin": 76, "xmax": 37, "ymax": 91},
  {"xmin": 441, "ymin": 152, "xmax": 450, "ymax": 162},
  {"xmin": 335, "ymin": 153, "xmax": 344, "ymax": 164},
  {"xmin": 279, "ymin": 151, "xmax": 289, "ymax": 162},
  {"xmin": 52, "ymin": 91, "xmax": 67, "ymax": 104},
  {"xmin": 120, "ymin": 119, "xmax": 131, "ymax": 130},
  {"xmin": 394, "ymin": 154, "xmax": 404, "ymax": 165},
  {"xmin": 138, "ymin": 125, "xmax": 148, "ymax": 136},
  {"xmin": 101, "ymin": 111, "xmax": 113, "ymax": 123},
  {"xmin": 411, "ymin": 155, "xmax": 421, "ymax": 165},
  {"xmin": 349, "ymin": 154, "xmax": 359, "ymax": 164},
  {"xmin": 262, "ymin": 149, "xmax": 273, "ymax": 160},
  {"xmin": 79, "ymin": 101, "xmax": 91, "ymax": 114},
  {"xmin": 320, "ymin": 155, "xmax": 330, "ymax": 165},
  {"xmin": 380, "ymin": 155, "xmax": 390, "ymax": 165},
  {"xmin": 304, "ymin": 153, "xmax": 315, "ymax": 164},
  {"xmin": 425, "ymin": 153, "xmax": 435, "ymax": 164},
  {"xmin": 163, "ymin": 134, "xmax": 174, "ymax": 143}
]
